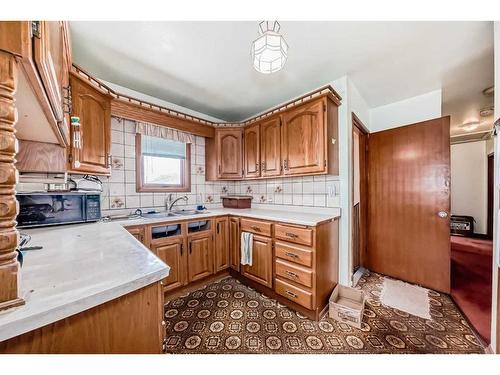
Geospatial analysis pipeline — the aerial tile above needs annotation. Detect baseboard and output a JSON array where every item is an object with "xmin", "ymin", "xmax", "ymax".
[{"xmin": 164, "ymin": 270, "xmax": 230, "ymax": 302}]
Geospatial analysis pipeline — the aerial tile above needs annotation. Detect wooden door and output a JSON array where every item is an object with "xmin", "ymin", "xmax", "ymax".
[
  {"xmin": 367, "ymin": 116, "xmax": 451, "ymax": 293},
  {"xmin": 242, "ymin": 235, "xmax": 273, "ymax": 288},
  {"xmin": 69, "ymin": 73, "xmax": 111, "ymax": 175},
  {"xmin": 152, "ymin": 240, "xmax": 184, "ymax": 292},
  {"xmin": 216, "ymin": 128, "xmax": 243, "ymax": 179},
  {"xmin": 244, "ymin": 124, "xmax": 260, "ymax": 178},
  {"xmin": 229, "ymin": 217, "xmax": 240, "ymax": 271},
  {"xmin": 281, "ymin": 99, "xmax": 325, "ymax": 175},
  {"xmin": 187, "ymin": 233, "xmax": 213, "ymax": 282},
  {"xmin": 215, "ymin": 217, "xmax": 230, "ymax": 272},
  {"xmin": 33, "ymin": 21, "xmax": 71, "ymax": 145},
  {"xmin": 261, "ymin": 117, "xmax": 281, "ymax": 177}
]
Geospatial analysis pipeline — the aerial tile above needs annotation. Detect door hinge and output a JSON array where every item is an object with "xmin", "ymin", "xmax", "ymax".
[
  {"xmin": 31, "ymin": 21, "xmax": 41, "ymax": 38},
  {"xmin": 62, "ymin": 85, "xmax": 72, "ymax": 114}
]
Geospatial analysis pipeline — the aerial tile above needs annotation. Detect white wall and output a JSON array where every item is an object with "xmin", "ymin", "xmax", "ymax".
[
  {"xmin": 450, "ymin": 141, "xmax": 488, "ymax": 234},
  {"xmin": 369, "ymin": 89, "xmax": 442, "ymax": 133}
]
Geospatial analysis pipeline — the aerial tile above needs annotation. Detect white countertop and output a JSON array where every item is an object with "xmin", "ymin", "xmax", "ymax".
[
  {"xmin": 116, "ymin": 206, "xmax": 341, "ymax": 227},
  {"xmin": 0, "ymin": 222, "xmax": 170, "ymax": 342}
]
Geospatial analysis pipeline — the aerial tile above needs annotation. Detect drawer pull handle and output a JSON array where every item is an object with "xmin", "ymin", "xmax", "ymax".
[
  {"xmin": 285, "ymin": 270, "xmax": 298, "ymax": 278},
  {"xmin": 251, "ymin": 225, "xmax": 261, "ymax": 231},
  {"xmin": 285, "ymin": 252, "xmax": 298, "ymax": 258},
  {"xmin": 285, "ymin": 232, "xmax": 298, "ymax": 238},
  {"xmin": 285, "ymin": 290, "xmax": 298, "ymax": 299}
]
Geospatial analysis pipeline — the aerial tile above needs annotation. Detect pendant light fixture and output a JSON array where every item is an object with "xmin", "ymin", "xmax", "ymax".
[{"xmin": 251, "ymin": 21, "xmax": 288, "ymax": 74}]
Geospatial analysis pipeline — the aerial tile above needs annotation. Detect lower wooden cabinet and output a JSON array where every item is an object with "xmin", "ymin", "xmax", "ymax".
[
  {"xmin": 126, "ymin": 226, "xmax": 145, "ymax": 244},
  {"xmin": 214, "ymin": 217, "xmax": 230, "ymax": 272},
  {"xmin": 241, "ymin": 234, "xmax": 273, "ymax": 288},
  {"xmin": 229, "ymin": 217, "xmax": 240, "ymax": 271},
  {"xmin": 151, "ymin": 239, "xmax": 184, "ymax": 292},
  {"xmin": 187, "ymin": 232, "xmax": 213, "ymax": 283}
]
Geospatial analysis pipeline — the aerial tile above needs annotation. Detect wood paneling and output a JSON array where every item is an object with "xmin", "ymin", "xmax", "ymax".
[
  {"xmin": 367, "ymin": 116, "xmax": 451, "ymax": 293},
  {"xmin": 16, "ymin": 140, "xmax": 66, "ymax": 173},
  {"xmin": 187, "ymin": 232, "xmax": 213, "ymax": 282},
  {"xmin": 260, "ymin": 116, "xmax": 281, "ymax": 177},
  {"xmin": 229, "ymin": 217, "xmax": 240, "ymax": 271},
  {"xmin": 214, "ymin": 217, "xmax": 230, "ymax": 272},
  {"xmin": 0, "ymin": 21, "xmax": 26, "ymax": 56},
  {"xmin": 241, "ymin": 234, "xmax": 273, "ymax": 288},
  {"xmin": 215, "ymin": 128, "xmax": 243, "ymax": 179},
  {"xmin": 244, "ymin": 123, "xmax": 260, "ymax": 178},
  {"xmin": 0, "ymin": 50, "xmax": 24, "ymax": 311},
  {"xmin": 110, "ymin": 99, "xmax": 215, "ymax": 139},
  {"xmin": 69, "ymin": 72, "xmax": 111, "ymax": 175},
  {"xmin": 281, "ymin": 99, "xmax": 325, "ymax": 175},
  {"xmin": 0, "ymin": 282, "xmax": 164, "ymax": 353}
]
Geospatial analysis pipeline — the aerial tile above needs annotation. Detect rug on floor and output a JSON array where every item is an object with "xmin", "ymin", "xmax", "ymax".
[
  {"xmin": 163, "ymin": 271, "xmax": 485, "ymax": 354},
  {"xmin": 380, "ymin": 278, "xmax": 431, "ymax": 320}
]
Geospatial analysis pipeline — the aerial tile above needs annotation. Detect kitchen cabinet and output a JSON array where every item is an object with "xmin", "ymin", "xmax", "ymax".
[
  {"xmin": 151, "ymin": 239, "xmax": 185, "ymax": 292},
  {"xmin": 241, "ymin": 234, "xmax": 273, "ymax": 288},
  {"xmin": 214, "ymin": 217, "xmax": 230, "ymax": 272},
  {"xmin": 206, "ymin": 128, "xmax": 243, "ymax": 180},
  {"xmin": 187, "ymin": 232, "xmax": 213, "ymax": 282},
  {"xmin": 68, "ymin": 72, "xmax": 112, "ymax": 175},
  {"xmin": 244, "ymin": 123, "xmax": 260, "ymax": 178},
  {"xmin": 281, "ymin": 99, "xmax": 326, "ymax": 175},
  {"xmin": 126, "ymin": 226, "xmax": 146, "ymax": 245},
  {"xmin": 229, "ymin": 217, "xmax": 240, "ymax": 271},
  {"xmin": 260, "ymin": 116, "xmax": 281, "ymax": 177}
]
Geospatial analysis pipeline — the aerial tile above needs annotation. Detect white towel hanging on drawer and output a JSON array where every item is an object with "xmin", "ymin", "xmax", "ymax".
[{"xmin": 240, "ymin": 232, "xmax": 253, "ymax": 266}]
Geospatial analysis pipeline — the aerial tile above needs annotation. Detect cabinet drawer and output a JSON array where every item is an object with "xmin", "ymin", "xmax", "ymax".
[
  {"xmin": 275, "ymin": 259, "xmax": 313, "ymax": 288},
  {"xmin": 275, "ymin": 241, "xmax": 313, "ymax": 267},
  {"xmin": 275, "ymin": 278, "xmax": 313, "ymax": 310},
  {"xmin": 275, "ymin": 224, "xmax": 313, "ymax": 246},
  {"xmin": 240, "ymin": 218, "xmax": 272, "ymax": 237}
]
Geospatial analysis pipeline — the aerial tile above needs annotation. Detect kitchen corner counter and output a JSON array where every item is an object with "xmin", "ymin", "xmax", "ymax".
[{"xmin": 0, "ymin": 222, "xmax": 170, "ymax": 342}]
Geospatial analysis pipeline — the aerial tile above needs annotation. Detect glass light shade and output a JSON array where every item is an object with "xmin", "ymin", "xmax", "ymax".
[{"xmin": 252, "ymin": 30, "xmax": 288, "ymax": 74}]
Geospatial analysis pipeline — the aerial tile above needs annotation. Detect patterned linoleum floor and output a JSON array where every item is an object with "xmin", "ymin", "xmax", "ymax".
[{"xmin": 163, "ymin": 271, "xmax": 485, "ymax": 354}]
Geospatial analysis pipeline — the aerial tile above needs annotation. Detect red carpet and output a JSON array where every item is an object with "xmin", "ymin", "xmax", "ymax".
[{"xmin": 451, "ymin": 235, "xmax": 493, "ymax": 344}]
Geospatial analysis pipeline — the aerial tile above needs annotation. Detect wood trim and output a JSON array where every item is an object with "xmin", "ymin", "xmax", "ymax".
[
  {"xmin": 0, "ymin": 50, "xmax": 24, "ymax": 311},
  {"xmin": 16, "ymin": 140, "xmax": 66, "ymax": 173},
  {"xmin": 135, "ymin": 133, "xmax": 191, "ymax": 193}
]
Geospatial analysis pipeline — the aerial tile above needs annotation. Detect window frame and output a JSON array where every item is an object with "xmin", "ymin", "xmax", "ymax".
[{"xmin": 135, "ymin": 133, "xmax": 191, "ymax": 192}]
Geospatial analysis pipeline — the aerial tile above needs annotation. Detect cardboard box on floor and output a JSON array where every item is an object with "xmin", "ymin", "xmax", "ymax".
[{"xmin": 329, "ymin": 284, "xmax": 366, "ymax": 329}]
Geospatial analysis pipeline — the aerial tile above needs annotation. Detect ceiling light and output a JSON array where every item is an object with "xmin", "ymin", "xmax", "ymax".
[
  {"xmin": 479, "ymin": 105, "xmax": 494, "ymax": 117},
  {"xmin": 460, "ymin": 121, "xmax": 480, "ymax": 132},
  {"xmin": 251, "ymin": 21, "xmax": 288, "ymax": 74},
  {"xmin": 482, "ymin": 86, "xmax": 494, "ymax": 97}
]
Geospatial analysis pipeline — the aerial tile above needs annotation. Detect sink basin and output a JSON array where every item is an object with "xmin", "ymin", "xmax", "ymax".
[
  {"xmin": 171, "ymin": 209, "xmax": 209, "ymax": 216},
  {"xmin": 141, "ymin": 212, "xmax": 176, "ymax": 219}
]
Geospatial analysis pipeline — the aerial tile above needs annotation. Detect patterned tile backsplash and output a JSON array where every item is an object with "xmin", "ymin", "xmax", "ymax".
[
  {"xmin": 101, "ymin": 117, "xmax": 341, "ymax": 215},
  {"xmin": 17, "ymin": 116, "xmax": 340, "ymax": 217}
]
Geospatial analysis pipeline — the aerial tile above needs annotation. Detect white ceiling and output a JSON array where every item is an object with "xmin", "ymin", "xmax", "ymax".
[{"xmin": 70, "ymin": 21, "xmax": 494, "ymax": 133}]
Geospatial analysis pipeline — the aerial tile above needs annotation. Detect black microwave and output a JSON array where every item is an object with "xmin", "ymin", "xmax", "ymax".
[{"xmin": 16, "ymin": 192, "xmax": 101, "ymax": 228}]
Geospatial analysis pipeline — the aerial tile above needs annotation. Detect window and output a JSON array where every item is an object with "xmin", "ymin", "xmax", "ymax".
[{"xmin": 136, "ymin": 133, "xmax": 191, "ymax": 192}]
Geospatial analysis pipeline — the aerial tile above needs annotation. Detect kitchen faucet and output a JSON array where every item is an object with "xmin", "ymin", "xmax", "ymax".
[{"xmin": 166, "ymin": 194, "xmax": 188, "ymax": 212}]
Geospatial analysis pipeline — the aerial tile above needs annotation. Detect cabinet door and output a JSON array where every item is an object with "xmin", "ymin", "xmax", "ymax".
[
  {"xmin": 126, "ymin": 226, "xmax": 145, "ymax": 245},
  {"xmin": 244, "ymin": 124, "xmax": 260, "ymax": 178},
  {"xmin": 260, "ymin": 117, "xmax": 281, "ymax": 177},
  {"xmin": 229, "ymin": 217, "xmax": 240, "ymax": 271},
  {"xmin": 242, "ymin": 235, "xmax": 273, "ymax": 288},
  {"xmin": 214, "ymin": 217, "xmax": 230, "ymax": 272},
  {"xmin": 153, "ymin": 240, "xmax": 184, "ymax": 292},
  {"xmin": 69, "ymin": 73, "xmax": 111, "ymax": 175},
  {"xmin": 33, "ymin": 21, "xmax": 71, "ymax": 145},
  {"xmin": 281, "ymin": 99, "xmax": 326, "ymax": 175},
  {"xmin": 216, "ymin": 128, "xmax": 243, "ymax": 179},
  {"xmin": 187, "ymin": 234, "xmax": 214, "ymax": 282}
]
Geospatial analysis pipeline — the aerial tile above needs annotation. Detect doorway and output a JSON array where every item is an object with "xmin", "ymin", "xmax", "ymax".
[{"xmin": 351, "ymin": 113, "xmax": 368, "ymax": 282}]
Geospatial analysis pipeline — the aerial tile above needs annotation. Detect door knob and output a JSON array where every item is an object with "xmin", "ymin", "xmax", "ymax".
[{"xmin": 437, "ymin": 211, "xmax": 448, "ymax": 218}]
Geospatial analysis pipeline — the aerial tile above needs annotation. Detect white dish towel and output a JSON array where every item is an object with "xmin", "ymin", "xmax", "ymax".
[{"xmin": 240, "ymin": 232, "xmax": 253, "ymax": 266}]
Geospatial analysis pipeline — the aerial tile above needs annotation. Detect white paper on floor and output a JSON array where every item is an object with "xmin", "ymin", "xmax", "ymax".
[{"xmin": 380, "ymin": 277, "xmax": 431, "ymax": 320}]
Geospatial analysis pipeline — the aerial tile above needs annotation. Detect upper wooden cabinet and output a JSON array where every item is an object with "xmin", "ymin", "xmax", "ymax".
[
  {"xmin": 281, "ymin": 99, "xmax": 326, "ymax": 175},
  {"xmin": 244, "ymin": 124, "xmax": 260, "ymax": 178},
  {"xmin": 68, "ymin": 73, "xmax": 112, "ymax": 175},
  {"xmin": 260, "ymin": 117, "xmax": 281, "ymax": 177},
  {"xmin": 206, "ymin": 128, "xmax": 244, "ymax": 180},
  {"xmin": 205, "ymin": 95, "xmax": 339, "ymax": 181},
  {"xmin": 0, "ymin": 21, "xmax": 72, "ymax": 146}
]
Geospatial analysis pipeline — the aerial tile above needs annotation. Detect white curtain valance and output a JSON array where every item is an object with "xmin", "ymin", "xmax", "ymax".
[{"xmin": 135, "ymin": 121, "xmax": 195, "ymax": 144}]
